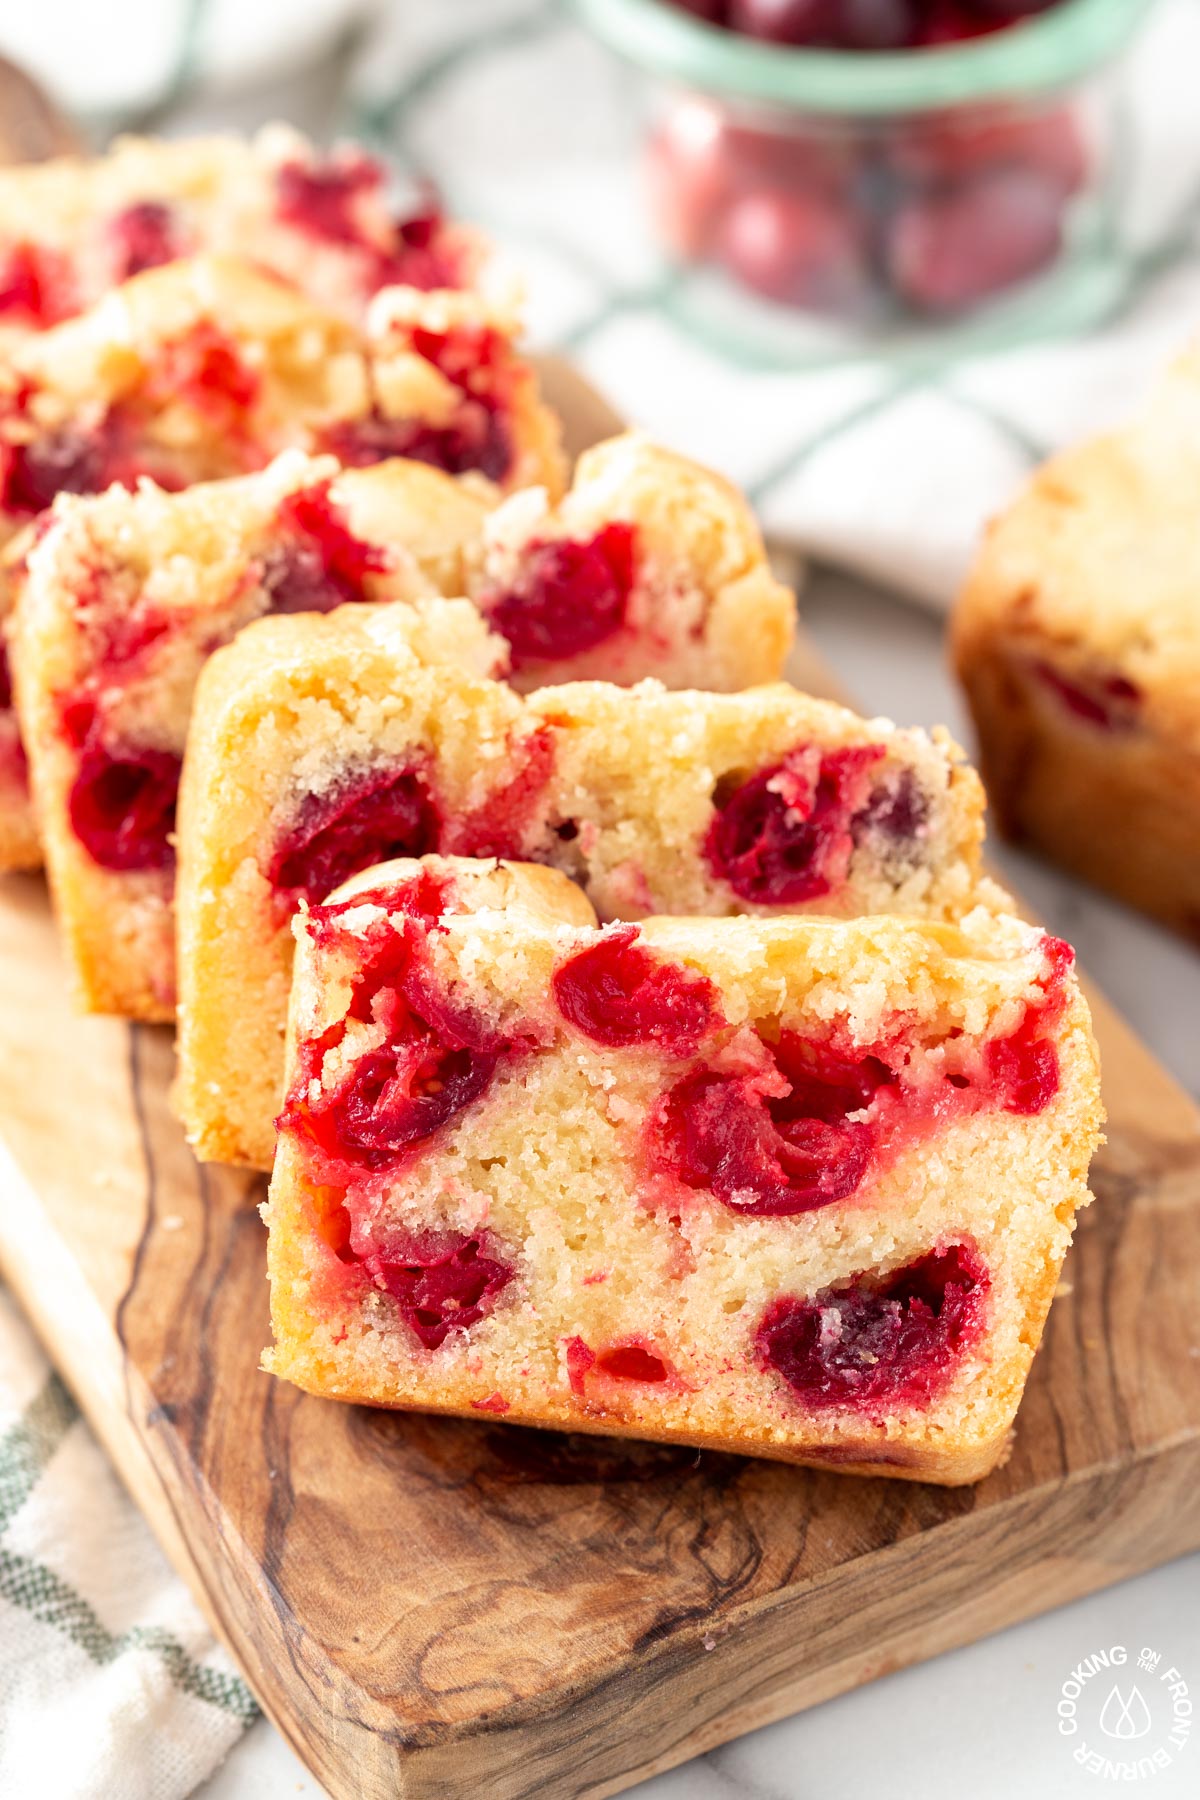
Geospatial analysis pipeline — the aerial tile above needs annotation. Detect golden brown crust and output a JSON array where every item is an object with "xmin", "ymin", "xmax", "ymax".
[
  {"xmin": 956, "ymin": 642, "xmax": 1200, "ymax": 939},
  {"xmin": 257, "ymin": 1367, "xmax": 1009, "ymax": 1486},
  {"xmin": 327, "ymin": 854, "xmax": 598, "ymax": 929}
]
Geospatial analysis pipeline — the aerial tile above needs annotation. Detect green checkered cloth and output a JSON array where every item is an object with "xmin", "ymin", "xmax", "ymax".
[{"xmin": 0, "ymin": 1287, "xmax": 255, "ymax": 1797}]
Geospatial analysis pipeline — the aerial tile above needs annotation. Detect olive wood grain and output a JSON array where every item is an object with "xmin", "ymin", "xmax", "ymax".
[{"xmin": 0, "ymin": 359, "xmax": 1197, "ymax": 1800}]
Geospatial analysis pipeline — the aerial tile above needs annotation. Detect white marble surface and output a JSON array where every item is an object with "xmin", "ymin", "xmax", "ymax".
[{"xmin": 198, "ymin": 567, "xmax": 1200, "ymax": 1800}]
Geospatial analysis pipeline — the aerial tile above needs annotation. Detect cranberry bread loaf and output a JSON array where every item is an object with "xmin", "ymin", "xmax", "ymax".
[
  {"xmin": 175, "ymin": 602, "xmax": 528, "ymax": 1165},
  {"xmin": 13, "ymin": 430, "xmax": 795, "ymax": 1013},
  {"xmin": 471, "ymin": 432, "xmax": 794, "ymax": 692},
  {"xmin": 0, "ymin": 125, "xmax": 482, "ymax": 337},
  {"xmin": 10, "ymin": 455, "xmax": 495, "ymax": 1017},
  {"xmin": 953, "ymin": 344, "xmax": 1200, "ymax": 940},
  {"xmin": 0, "ymin": 255, "xmax": 563, "ymax": 868},
  {"xmin": 174, "ymin": 600, "xmax": 990, "ymax": 1168},
  {"xmin": 265, "ymin": 859, "xmax": 1101, "ymax": 1484}
]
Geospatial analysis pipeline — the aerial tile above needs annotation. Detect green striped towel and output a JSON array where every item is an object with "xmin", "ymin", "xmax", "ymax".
[{"xmin": 0, "ymin": 1286, "xmax": 255, "ymax": 1797}]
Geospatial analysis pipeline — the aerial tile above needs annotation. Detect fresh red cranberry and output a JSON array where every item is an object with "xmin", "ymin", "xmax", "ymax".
[
  {"xmin": 108, "ymin": 202, "xmax": 184, "ymax": 278},
  {"xmin": 729, "ymin": 0, "xmax": 834, "ymax": 37},
  {"xmin": 706, "ymin": 744, "xmax": 884, "ymax": 905},
  {"xmin": 654, "ymin": 1033, "xmax": 892, "ymax": 1216},
  {"xmin": 69, "ymin": 735, "xmax": 180, "ymax": 872},
  {"xmin": 276, "ymin": 155, "xmax": 465, "ymax": 290},
  {"xmin": 553, "ymin": 925, "xmax": 719, "ymax": 1053},
  {"xmin": 394, "ymin": 209, "xmax": 439, "ymax": 252},
  {"xmin": 484, "ymin": 524, "xmax": 636, "ymax": 669},
  {"xmin": 269, "ymin": 764, "xmax": 441, "ymax": 904},
  {"xmin": 259, "ymin": 543, "xmax": 345, "ymax": 616},
  {"xmin": 722, "ymin": 121, "xmax": 860, "ymax": 192},
  {"xmin": 0, "ymin": 243, "xmax": 75, "ymax": 325},
  {"xmin": 647, "ymin": 104, "xmax": 855, "ymax": 264},
  {"xmin": 916, "ymin": 0, "xmax": 1006, "ymax": 40},
  {"xmin": 730, "ymin": 0, "xmax": 919, "ymax": 46},
  {"xmin": 834, "ymin": 0, "xmax": 921, "ymax": 46},
  {"xmin": 717, "ymin": 185, "xmax": 871, "ymax": 310},
  {"xmin": 283, "ymin": 915, "xmax": 504, "ymax": 1171},
  {"xmin": 887, "ymin": 168, "xmax": 1065, "ymax": 313},
  {"xmin": 262, "ymin": 479, "xmax": 390, "ymax": 615},
  {"xmin": 646, "ymin": 108, "xmax": 734, "ymax": 261},
  {"xmin": 1039, "ymin": 932, "xmax": 1075, "ymax": 989},
  {"xmin": 0, "ymin": 719, "xmax": 28, "ymax": 792},
  {"xmin": 1032, "ymin": 660, "xmax": 1140, "ymax": 731},
  {"xmin": 335, "ymin": 910, "xmax": 461, "ymax": 1035},
  {"xmin": 971, "ymin": 932, "xmax": 1071, "ymax": 1116},
  {"xmin": 668, "ymin": 0, "xmax": 729, "ymax": 20},
  {"xmin": 361, "ymin": 1229, "xmax": 514, "ymax": 1349},
  {"xmin": 891, "ymin": 107, "xmax": 1086, "ymax": 197},
  {"xmin": 756, "ymin": 1242, "xmax": 989, "ymax": 1409},
  {"xmin": 962, "ymin": 0, "xmax": 1056, "ymax": 18}
]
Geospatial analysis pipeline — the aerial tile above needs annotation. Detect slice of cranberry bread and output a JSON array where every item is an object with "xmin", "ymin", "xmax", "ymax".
[
  {"xmin": 11, "ymin": 429, "xmax": 795, "ymax": 1013},
  {"xmin": 527, "ymin": 678, "xmax": 987, "ymax": 923},
  {"xmin": 0, "ymin": 254, "xmax": 564, "ymax": 869},
  {"xmin": 175, "ymin": 602, "xmax": 533, "ymax": 1166},
  {"xmin": 11, "ymin": 454, "xmax": 497, "ymax": 1017},
  {"xmin": 0, "ymin": 125, "xmax": 483, "ymax": 337},
  {"xmin": 469, "ymin": 432, "xmax": 795, "ymax": 691},
  {"xmin": 265, "ymin": 864, "xmax": 1101, "ymax": 1483},
  {"xmin": 0, "ymin": 255, "xmax": 560, "ymax": 540},
  {"xmin": 174, "ymin": 601, "xmax": 991, "ymax": 1169},
  {"xmin": 953, "ymin": 344, "xmax": 1200, "ymax": 941}
]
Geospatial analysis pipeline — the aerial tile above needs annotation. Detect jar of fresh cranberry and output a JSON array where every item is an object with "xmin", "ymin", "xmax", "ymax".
[{"xmin": 575, "ymin": 0, "xmax": 1152, "ymax": 359}]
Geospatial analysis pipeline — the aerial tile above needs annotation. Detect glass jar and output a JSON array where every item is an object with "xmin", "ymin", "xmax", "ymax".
[{"xmin": 574, "ymin": 0, "xmax": 1154, "ymax": 366}]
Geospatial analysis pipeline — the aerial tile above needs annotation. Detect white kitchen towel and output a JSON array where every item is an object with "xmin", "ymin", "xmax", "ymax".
[{"xmin": 0, "ymin": 1284, "xmax": 256, "ymax": 1798}]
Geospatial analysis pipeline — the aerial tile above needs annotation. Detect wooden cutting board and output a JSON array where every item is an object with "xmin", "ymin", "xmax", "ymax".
[{"xmin": 1, "ymin": 364, "xmax": 1199, "ymax": 1800}]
